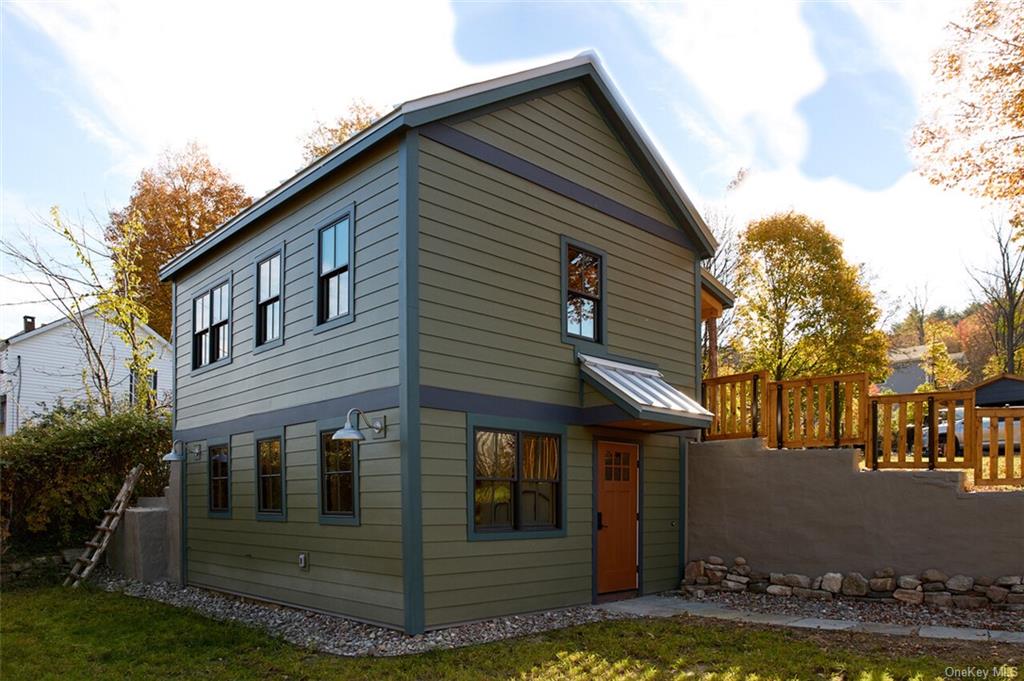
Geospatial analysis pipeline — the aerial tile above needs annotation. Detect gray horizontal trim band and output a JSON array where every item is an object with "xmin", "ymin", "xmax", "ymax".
[
  {"xmin": 419, "ymin": 123, "xmax": 694, "ymax": 251},
  {"xmin": 174, "ymin": 386, "xmax": 399, "ymax": 441}
]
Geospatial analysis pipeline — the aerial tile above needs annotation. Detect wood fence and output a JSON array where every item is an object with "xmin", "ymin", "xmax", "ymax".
[{"xmin": 703, "ymin": 372, "xmax": 1023, "ymax": 487}]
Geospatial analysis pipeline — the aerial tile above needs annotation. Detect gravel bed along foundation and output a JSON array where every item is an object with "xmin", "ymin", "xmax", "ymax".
[
  {"xmin": 675, "ymin": 589, "xmax": 1024, "ymax": 632},
  {"xmin": 94, "ymin": 570, "xmax": 635, "ymax": 657}
]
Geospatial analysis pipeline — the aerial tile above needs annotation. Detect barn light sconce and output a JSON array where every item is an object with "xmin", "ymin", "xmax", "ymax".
[
  {"xmin": 333, "ymin": 408, "xmax": 386, "ymax": 442},
  {"xmin": 162, "ymin": 440, "xmax": 184, "ymax": 462}
]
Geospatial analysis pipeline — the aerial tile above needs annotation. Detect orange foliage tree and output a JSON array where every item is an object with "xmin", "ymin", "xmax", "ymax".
[
  {"xmin": 912, "ymin": 0, "xmax": 1024, "ymax": 224},
  {"xmin": 106, "ymin": 142, "xmax": 251, "ymax": 338},
  {"xmin": 301, "ymin": 100, "xmax": 383, "ymax": 164}
]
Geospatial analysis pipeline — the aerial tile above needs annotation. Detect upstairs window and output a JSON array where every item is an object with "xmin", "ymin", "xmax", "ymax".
[
  {"xmin": 565, "ymin": 244, "xmax": 602, "ymax": 343},
  {"xmin": 193, "ymin": 282, "xmax": 231, "ymax": 369},
  {"xmin": 318, "ymin": 215, "xmax": 352, "ymax": 324},
  {"xmin": 473, "ymin": 428, "xmax": 561, "ymax": 533},
  {"xmin": 256, "ymin": 253, "xmax": 282, "ymax": 346}
]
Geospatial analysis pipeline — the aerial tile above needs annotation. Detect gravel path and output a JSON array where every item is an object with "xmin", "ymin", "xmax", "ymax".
[
  {"xmin": 94, "ymin": 570, "xmax": 634, "ymax": 657},
  {"xmin": 677, "ymin": 590, "xmax": 1024, "ymax": 632}
]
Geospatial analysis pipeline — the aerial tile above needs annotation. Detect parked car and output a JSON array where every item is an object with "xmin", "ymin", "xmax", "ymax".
[{"xmin": 922, "ymin": 407, "xmax": 1020, "ymax": 456}]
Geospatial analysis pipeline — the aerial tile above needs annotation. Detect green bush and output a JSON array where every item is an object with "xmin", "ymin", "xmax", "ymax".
[{"xmin": 0, "ymin": 403, "xmax": 171, "ymax": 550}]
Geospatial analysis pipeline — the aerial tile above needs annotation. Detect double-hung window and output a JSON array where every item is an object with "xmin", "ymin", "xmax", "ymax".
[
  {"xmin": 256, "ymin": 435, "xmax": 284, "ymax": 516},
  {"xmin": 193, "ymin": 282, "xmax": 231, "ymax": 369},
  {"xmin": 208, "ymin": 444, "xmax": 230, "ymax": 514},
  {"xmin": 317, "ymin": 214, "xmax": 352, "ymax": 324},
  {"xmin": 473, "ymin": 428, "xmax": 561, "ymax": 533},
  {"xmin": 256, "ymin": 253, "xmax": 282, "ymax": 346},
  {"xmin": 320, "ymin": 431, "xmax": 355, "ymax": 518},
  {"xmin": 565, "ymin": 243, "xmax": 602, "ymax": 343}
]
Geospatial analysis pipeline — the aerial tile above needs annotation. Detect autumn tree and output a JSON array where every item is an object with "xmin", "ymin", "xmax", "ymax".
[
  {"xmin": 301, "ymin": 100, "xmax": 383, "ymax": 164},
  {"xmin": 970, "ymin": 220, "xmax": 1024, "ymax": 373},
  {"xmin": 919, "ymin": 320, "xmax": 968, "ymax": 389},
  {"xmin": 732, "ymin": 212, "xmax": 889, "ymax": 381},
  {"xmin": 912, "ymin": 1, "xmax": 1024, "ymax": 225},
  {"xmin": 106, "ymin": 142, "xmax": 251, "ymax": 338}
]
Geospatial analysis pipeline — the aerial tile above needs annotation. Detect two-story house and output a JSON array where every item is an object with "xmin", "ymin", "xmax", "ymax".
[
  {"xmin": 1, "ymin": 310, "xmax": 173, "ymax": 434},
  {"xmin": 159, "ymin": 54, "xmax": 726, "ymax": 635}
]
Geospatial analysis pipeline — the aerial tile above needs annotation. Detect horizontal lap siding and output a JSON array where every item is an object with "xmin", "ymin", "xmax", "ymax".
[
  {"xmin": 419, "ymin": 136, "xmax": 697, "ymax": 398},
  {"xmin": 185, "ymin": 410, "xmax": 404, "ymax": 627},
  {"xmin": 174, "ymin": 143, "xmax": 401, "ymax": 430},
  {"xmin": 643, "ymin": 434, "xmax": 681, "ymax": 593},
  {"xmin": 420, "ymin": 409, "xmax": 593, "ymax": 627}
]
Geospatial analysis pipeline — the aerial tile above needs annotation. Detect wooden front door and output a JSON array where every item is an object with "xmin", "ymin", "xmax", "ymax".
[{"xmin": 596, "ymin": 441, "xmax": 638, "ymax": 594}]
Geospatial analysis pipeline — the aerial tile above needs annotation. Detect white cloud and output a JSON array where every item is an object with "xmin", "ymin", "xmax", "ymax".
[
  {"xmin": 7, "ymin": 0, "xmax": 542, "ymax": 195},
  {"xmin": 626, "ymin": 1, "xmax": 826, "ymax": 170}
]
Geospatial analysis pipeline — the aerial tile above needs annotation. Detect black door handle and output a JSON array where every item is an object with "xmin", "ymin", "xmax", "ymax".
[{"xmin": 597, "ymin": 511, "xmax": 605, "ymax": 530}]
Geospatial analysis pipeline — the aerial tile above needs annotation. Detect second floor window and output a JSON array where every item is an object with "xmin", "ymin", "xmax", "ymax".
[
  {"xmin": 566, "ymin": 245, "xmax": 601, "ymax": 342},
  {"xmin": 318, "ymin": 216, "xmax": 351, "ymax": 323},
  {"xmin": 256, "ymin": 253, "xmax": 282, "ymax": 346},
  {"xmin": 193, "ymin": 283, "xmax": 230, "ymax": 369}
]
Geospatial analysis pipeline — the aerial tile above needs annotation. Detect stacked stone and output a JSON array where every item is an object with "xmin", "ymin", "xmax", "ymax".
[
  {"xmin": 681, "ymin": 557, "xmax": 1024, "ymax": 610},
  {"xmin": 0, "ymin": 553, "xmax": 67, "ymax": 584}
]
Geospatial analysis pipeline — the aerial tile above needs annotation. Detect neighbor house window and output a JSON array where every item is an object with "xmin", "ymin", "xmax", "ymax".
[
  {"xmin": 256, "ymin": 252, "xmax": 282, "ymax": 346},
  {"xmin": 0, "ymin": 395, "xmax": 6, "ymax": 434},
  {"xmin": 193, "ymin": 282, "xmax": 231, "ymax": 369},
  {"xmin": 256, "ymin": 436, "xmax": 283, "ymax": 515},
  {"xmin": 209, "ymin": 444, "xmax": 230, "ymax": 513},
  {"xmin": 565, "ymin": 244, "xmax": 602, "ymax": 342},
  {"xmin": 320, "ymin": 432, "xmax": 355, "ymax": 516},
  {"xmin": 317, "ymin": 215, "xmax": 351, "ymax": 324},
  {"xmin": 128, "ymin": 370, "xmax": 157, "ymax": 407},
  {"xmin": 474, "ymin": 429, "xmax": 560, "ymax": 532}
]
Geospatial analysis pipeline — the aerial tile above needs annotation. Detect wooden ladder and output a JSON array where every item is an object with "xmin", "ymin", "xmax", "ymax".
[{"xmin": 64, "ymin": 464, "xmax": 144, "ymax": 588}]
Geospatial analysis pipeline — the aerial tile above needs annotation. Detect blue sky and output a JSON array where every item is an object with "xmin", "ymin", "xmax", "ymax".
[{"xmin": 0, "ymin": 1, "xmax": 994, "ymax": 338}]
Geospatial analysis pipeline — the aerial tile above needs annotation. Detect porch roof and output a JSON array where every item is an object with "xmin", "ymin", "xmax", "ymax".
[{"xmin": 578, "ymin": 353, "xmax": 712, "ymax": 429}]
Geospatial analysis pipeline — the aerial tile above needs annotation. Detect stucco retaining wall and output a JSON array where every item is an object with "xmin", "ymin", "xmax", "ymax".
[{"xmin": 687, "ymin": 439, "xmax": 1024, "ymax": 578}]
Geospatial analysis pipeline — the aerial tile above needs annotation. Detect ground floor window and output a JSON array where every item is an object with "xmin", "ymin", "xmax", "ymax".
[
  {"xmin": 473, "ymin": 428, "xmax": 560, "ymax": 532},
  {"xmin": 256, "ymin": 436, "xmax": 283, "ymax": 515},
  {"xmin": 320, "ymin": 432, "xmax": 355, "ymax": 517},
  {"xmin": 208, "ymin": 444, "xmax": 230, "ymax": 513}
]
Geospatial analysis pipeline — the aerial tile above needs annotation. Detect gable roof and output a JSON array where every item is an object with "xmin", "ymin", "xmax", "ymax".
[
  {"xmin": 159, "ymin": 52, "xmax": 716, "ymax": 282},
  {"xmin": 972, "ymin": 373, "xmax": 1024, "ymax": 391},
  {"xmin": 2, "ymin": 307, "xmax": 171, "ymax": 348}
]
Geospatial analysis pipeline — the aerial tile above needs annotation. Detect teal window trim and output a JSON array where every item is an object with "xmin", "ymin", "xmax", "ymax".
[
  {"xmin": 190, "ymin": 275, "xmax": 233, "ymax": 375},
  {"xmin": 466, "ymin": 413, "xmax": 568, "ymax": 541},
  {"xmin": 313, "ymin": 203, "xmax": 357, "ymax": 335},
  {"xmin": 254, "ymin": 427, "xmax": 286, "ymax": 522},
  {"xmin": 316, "ymin": 416, "xmax": 360, "ymax": 526},
  {"xmin": 206, "ymin": 435, "xmax": 232, "ymax": 519},
  {"xmin": 252, "ymin": 243, "xmax": 285, "ymax": 354},
  {"xmin": 560, "ymin": 235, "xmax": 608, "ymax": 354}
]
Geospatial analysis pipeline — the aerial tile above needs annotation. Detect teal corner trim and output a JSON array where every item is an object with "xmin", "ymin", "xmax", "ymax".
[
  {"xmin": 694, "ymin": 263, "xmax": 703, "ymax": 402},
  {"xmin": 398, "ymin": 128, "xmax": 425, "ymax": 634},
  {"xmin": 464, "ymin": 413, "xmax": 569, "ymax": 541},
  {"xmin": 254, "ymin": 428, "xmax": 287, "ymax": 522},
  {"xmin": 315, "ymin": 416, "xmax": 361, "ymax": 526},
  {"xmin": 678, "ymin": 436, "xmax": 688, "ymax": 581}
]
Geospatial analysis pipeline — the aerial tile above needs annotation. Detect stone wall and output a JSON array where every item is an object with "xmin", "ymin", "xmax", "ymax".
[{"xmin": 686, "ymin": 439, "xmax": 1024, "ymax": 578}]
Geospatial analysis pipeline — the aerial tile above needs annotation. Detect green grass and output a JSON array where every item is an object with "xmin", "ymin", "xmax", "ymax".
[{"xmin": 1, "ymin": 585, "xmax": 1019, "ymax": 680}]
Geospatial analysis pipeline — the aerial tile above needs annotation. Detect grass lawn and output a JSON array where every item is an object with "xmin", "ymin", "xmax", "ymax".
[{"xmin": 2, "ymin": 585, "xmax": 1020, "ymax": 680}]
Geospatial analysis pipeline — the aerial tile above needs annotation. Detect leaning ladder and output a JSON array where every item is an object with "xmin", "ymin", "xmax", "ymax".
[{"xmin": 64, "ymin": 464, "xmax": 145, "ymax": 588}]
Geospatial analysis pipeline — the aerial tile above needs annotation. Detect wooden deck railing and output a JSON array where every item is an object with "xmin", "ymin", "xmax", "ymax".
[
  {"xmin": 973, "ymin": 408, "xmax": 1024, "ymax": 487},
  {"xmin": 767, "ymin": 373, "xmax": 870, "ymax": 449},
  {"xmin": 703, "ymin": 370, "xmax": 1023, "ymax": 488},
  {"xmin": 703, "ymin": 371, "xmax": 768, "ymax": 440},
  {"xmin": 867, "ymin": 390, "xmax": 975, "ymax": 470}
]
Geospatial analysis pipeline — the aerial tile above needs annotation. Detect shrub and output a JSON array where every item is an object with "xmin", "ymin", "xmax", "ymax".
[{"xmin": 0, "ymin": 403, "xmax": 171, "ymax": 550}]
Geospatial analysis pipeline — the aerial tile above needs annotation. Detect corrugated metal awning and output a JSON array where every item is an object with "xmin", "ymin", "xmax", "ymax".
[{"xmin": 579, "ymin": 353, "xmax": 712, "ymax": 428}]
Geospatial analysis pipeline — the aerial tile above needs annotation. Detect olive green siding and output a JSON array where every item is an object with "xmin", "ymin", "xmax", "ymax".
[
  {"xmin": 173, "ymin": 142, "xmax": 401, "ymax": 431},
  {"xmin": 642, "ymin": 433, "xmax": 682, "ymax": 593},
  {"xmin": 420, "ymin": 409, "xmax": 593, "ymax": 627},
  {"xmin": 418, "ymin": 99, "xmax": 698, "ymax": 406},
  {"xmin": 184, "ymin": 408, "xmax": 404, "ymax": 627}
]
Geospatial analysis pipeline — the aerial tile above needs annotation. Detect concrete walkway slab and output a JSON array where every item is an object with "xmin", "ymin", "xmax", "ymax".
[
  {"xmin": 597, "ymin": 596, "xmax": 1021, "ymax": 644},
  {"xmin": 919, "ymin": 626, "xmax": 991, "ymax": 641}
]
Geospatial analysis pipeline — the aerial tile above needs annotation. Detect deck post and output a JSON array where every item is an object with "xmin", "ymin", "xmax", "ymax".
[
  {"xmin": 751, "ymin": 374, "xmax": 760, "ymax": 439},
  {"xmin": 832, "ymin": 380, "xmax": 841, "ymax": 448},
  {"xmin": 776, "ymin": 382, "xmax": 784, "ymax": 449},
  {"xmin": 927, "ymin": 396, "xmax": 937, "ymax": 470},
  {"xmin": 870, "ymin": 400, "xmax": 879, "ymax": 470}
]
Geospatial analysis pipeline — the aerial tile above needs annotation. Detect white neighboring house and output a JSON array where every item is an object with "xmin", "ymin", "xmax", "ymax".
[{"xmin": 0, "ymin": 309, "xmax": 173, "ymax": 434}]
